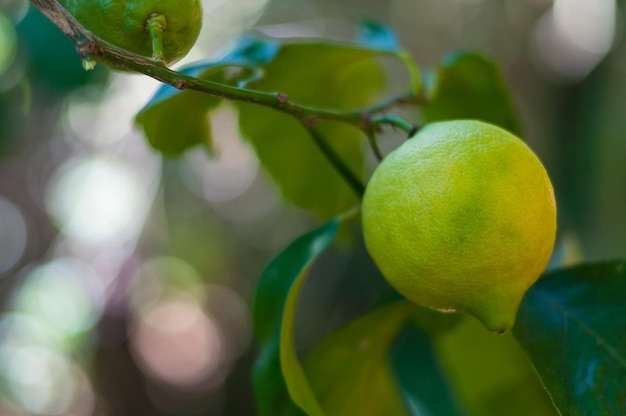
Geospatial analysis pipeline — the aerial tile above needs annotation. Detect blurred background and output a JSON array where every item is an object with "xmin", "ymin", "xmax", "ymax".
[{"xmin": 0, "ymin": 0, "xmax": 624, "ymax": 414}]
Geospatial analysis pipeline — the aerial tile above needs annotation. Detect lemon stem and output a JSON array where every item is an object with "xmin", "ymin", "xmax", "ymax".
[
  {"xmin": 147, "ymin": 14, "xmax": 167, "ymax": 62},
  {"xmin": 307, "ymin": 127, "xmax": 365, "ymax": 197},
  {"xmin": 371, "ymin": 115, "xmax": 418, "ymax": 137}
]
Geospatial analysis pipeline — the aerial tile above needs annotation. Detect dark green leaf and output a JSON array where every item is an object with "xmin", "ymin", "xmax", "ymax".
[
  {"xmin": 135, "ymin": 37, "xmax": 281, "ymax": 155},
  {"xmin": 421, "ymin": 52, "xmax": 520, "ymax": 135},
  {"xmin": 358, "ymin": 20, "xmax": 401, "ymax": 52},
  {"xmin": 16, "ymin": 8, "xmax": 109, "ymax": 91},
  {"xmin": 238, "ymin": 42, "xmax": 385, "ymax": 218},
  {"xmin": 253, "ymin": 217, "xmax": 342, "ymax": 416},
  {"xmin": 435, "ymin": 317, "xmax": 558, "ymax": 416},
  {"xmin": 391, "ymin": 322, "xmax": 463, "ymax": 416},
  {"xmin": 135, "ymin": 89, "xmax": 218, "ymax": 155},
  {"xmin": 302, "ymin": 302, "xmax": 414, "ymax": 415},
  {"xmin": 513, "ymin": 260, "xmax": 626, "ymax": 416}
]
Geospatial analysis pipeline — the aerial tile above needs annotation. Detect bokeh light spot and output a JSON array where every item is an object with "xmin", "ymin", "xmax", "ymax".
[
  {"xmin": 181, "ymin": 105, "xmax": 258, "ymax": 203},
  {"xmin": 131, "ymin": 256, "xmax": 205, "ymax": 310},
  {"xmin": 183, "ymin": 0, "xmax": 269, "ymax": 61},
  {"xmin": 45, "ymin": 156, "xmax": 149, "ymax": 246},
  {"xmin": 12, "ymin": 258, "xmax": 105, "ymax": 346},
  {"xmin": 1, "ymin": 347, "xmax": 75, "ymax": 415},
  {"xmin": 64, "ymin": 73, "xmax": 162, "ymax": 147},
  {"xmin": 0, "ymin": 0, "xmax": 29, "ymax": 21},
  {"xmin": 553, "ymin": 0, "xmax": 616, "ymax": 54},
  {"xmin": 532, "ymin": 0, "xmax": 617, "ymax": 81},
  {"xmin": 0, "ymin": 313, "xmax": 56, "ymax": 349},
  {"xmin": 131, "ymin": 295, "xmax": 225, "ymax": 387}
]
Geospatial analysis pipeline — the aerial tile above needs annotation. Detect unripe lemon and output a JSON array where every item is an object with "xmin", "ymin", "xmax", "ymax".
[
  {"xmin": 59, "ymin": 0, "xmax": 202, "ymax": 66},
  {"xmin": 362, "ymin": 120, "xmax": 556, "ymax": 333}
]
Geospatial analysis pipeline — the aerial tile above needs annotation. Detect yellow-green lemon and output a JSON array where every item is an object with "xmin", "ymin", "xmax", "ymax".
[
  {"xmin": 362, "ymin": 120, "xmax": 556, "ymax": 333},
  {"xmin": 60, "ymin": 0, "xmax": 202, "ymax": 66}
]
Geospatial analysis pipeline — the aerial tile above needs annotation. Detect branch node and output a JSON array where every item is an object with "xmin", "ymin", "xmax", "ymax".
[
  {"xmin": 76, "ymin": 37, "xmax": 95, "ymax": 59},
  {"xmin": 408, "ymin": 125, "xmax": 419, "ymax": 137},
  {"xmin": 302, "ymin": 115, "xmax": 318, "ymax": 128},
  {"xmin": 359, "ymin": 111, "xmax": 370, "ymax": 127},
  {"xmin": 174, "ymin": 79, "xmax": 187, "ymax": 90},
  {"xmin": 276, "ymin": 93, "xmax": 289, "ymax": 104}
]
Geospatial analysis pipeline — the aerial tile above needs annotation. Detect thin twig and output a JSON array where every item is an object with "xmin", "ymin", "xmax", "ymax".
[
  {"xmin": 306, "ymin": 128, "xmax": 365, "ymax": 197},
  {"xmin": 364, "ymin": 128, "xmax": 384, "ymax": 161},
  {"xmin": 31, "ymin": 0, "xmax": 416, "ymax": 129}
]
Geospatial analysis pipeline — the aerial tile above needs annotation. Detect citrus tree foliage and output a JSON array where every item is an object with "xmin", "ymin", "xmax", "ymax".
[
  {"xmin": 32, "ymin": 4, "xmax": 626, "ymax": 415},
  {"xmin": 137, "ymin": 25, "xmax": 626, "ymax": 413}
]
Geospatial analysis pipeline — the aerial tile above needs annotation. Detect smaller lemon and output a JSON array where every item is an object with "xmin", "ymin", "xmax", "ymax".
[
  {"xmin": 59, "ymin": 0, "xmax": 202, "ymax": 66},
  {"xmin": 362, "ymin": 120, "xmax": 556, "ymax": 333}
]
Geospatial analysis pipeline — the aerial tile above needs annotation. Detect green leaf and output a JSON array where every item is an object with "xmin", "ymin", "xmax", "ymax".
[
  {"xmin": 135, "ymin": 89, "xmax": 219, "ymax": 155},
  {"xmin": 302, "ymin": 302, "xmax": 414, "ymax": 415},
  {"xmin": 137, "ymin": 36, "xmax": 392, "ymax": 217},
  {"xmin": 421, "ymin": 52, "xmax": 520, "ymax": 135},
  {"xmin": 238, "ymin": 110, "xmax": 366, "ymax": 219},
  {"xmin": 356, "ymin": 21, "xmax": 421, "ymax": 97},
  {"xmin": 253, "ymin": 217, "xmax": 343, "ymax": 416},
  {"xmin": 358, "ymin": 20, "xmax": 401, "ymax": 52},
  {"xmin": 135, "ymin": 37, "xmax": 281, "ymax": 155},
  {"xmin": 238, "ymin": 42, "xmax": 386, "ymax": 218},
  {"xmin": 435, "ymin": 317, "xmax": 558, "ymax": 416},
  {"xmin": 391, "ymin": 322, "xmax": 464, "ymax": 416},
  {"xmin": 513, "ymin": 261, "xmax": 626, "ymax": 416}
]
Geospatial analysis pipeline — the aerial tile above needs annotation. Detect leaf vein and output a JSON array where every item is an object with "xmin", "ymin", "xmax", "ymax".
[{"xmin": 533, "ymin": 289, "xmax": 626, "ymax": 368}]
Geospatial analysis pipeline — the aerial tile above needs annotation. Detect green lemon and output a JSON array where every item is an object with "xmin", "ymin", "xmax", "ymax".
[
  {"xmin": 362, "ymin": 120, "xmax": 556, "ymax": 333},
  {"xmin": 59, "ymin": 0, "xmax": 202, "ymax": 66}
]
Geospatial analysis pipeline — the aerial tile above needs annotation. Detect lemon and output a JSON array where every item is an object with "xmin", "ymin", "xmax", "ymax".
[
  {"xmin": 362, "ymin": 120, "xmax": 556, "ymax": 333},
  {"xmin": 59, "ymin": 0, "xmax": 202, "ymax": 66}
]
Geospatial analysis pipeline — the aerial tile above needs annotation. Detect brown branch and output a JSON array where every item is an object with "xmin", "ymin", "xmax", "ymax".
[{"xmin": 30, "ymin": 0, "xmax": 416, "ymax": 126}]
